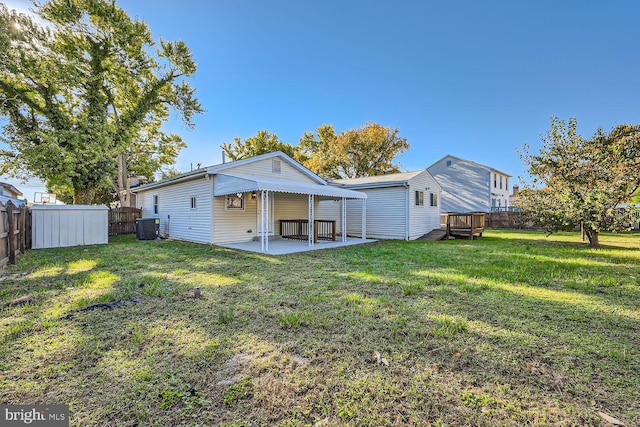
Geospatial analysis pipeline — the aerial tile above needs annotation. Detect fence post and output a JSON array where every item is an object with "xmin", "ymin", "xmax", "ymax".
[{"xmin": 7, "ymin": 202, "xmax": 16, "ymax": 265}]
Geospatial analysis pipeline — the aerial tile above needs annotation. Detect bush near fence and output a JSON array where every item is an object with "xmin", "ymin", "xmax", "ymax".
[{"xmin": 0, "ymin": 201, "xmax": 31, "ymax": 270}]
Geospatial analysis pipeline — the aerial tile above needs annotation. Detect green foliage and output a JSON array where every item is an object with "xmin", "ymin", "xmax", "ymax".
[
  {"xmin": 221, "ymin": 130, "xmax": 299, "ymax": 162},
  {"xmin": 217, "ymin": 306, "xmax": 234, "ymax": 324},
  {"xmin": 222, "ymin": 378, "xmax": 253, "ymax": 406},
  {"xmin": 0, "ymin": 1, "xmax": 202, "ymax": 203},
  {"xmin": 220, "ymin": 122, "xmax": 409, "ymax": 180},
  {"xmin": 519, "ymin": 117, "xmax": 640, "ymax": 247},
  {"xmin": 299, "ymin": 122, "xmax": 409, "ymax": 179}
]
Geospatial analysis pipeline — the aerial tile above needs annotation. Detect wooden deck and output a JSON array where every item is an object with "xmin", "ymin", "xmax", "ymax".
[
  {"xmin": 280, "ymin": 219, "xmax": 336, "ymax": 243},
  {"xmin": 441, "ymin": 213, "xmax": 485, "ymax": 240}
]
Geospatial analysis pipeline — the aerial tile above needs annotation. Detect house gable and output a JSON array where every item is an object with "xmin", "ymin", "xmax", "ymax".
[{"xmin": 208, "ymin": 151, "xmax": 324, "ymax": 185}]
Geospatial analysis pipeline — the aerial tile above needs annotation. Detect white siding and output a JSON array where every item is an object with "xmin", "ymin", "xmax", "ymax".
[
  {"xmin": 273, "ymin": 193, "xmax": 309, "ymax": 235},
  {"xmin": 346, "ymin": 187, "xmax": 407, "ymax": 239},
  {"xmin": 407, "ymin": 172, "xmax": 441, "ymax": 239},
  {"xmin": 212, "ymin": 188, "xmax": 258, "ymax": 244},
  {"xmin": 317, "ymin": 199, "xmax": 342, "ymax": 231},
  {"xmin": 428, "ymin": 157, "xmax": 491, "ymax": 212},
  {"xmin": 221, "ymin": 158, "xmax": 319, "ymax": 184},
  {"xmin": 136, "ymin": 177, "xmax": 213, "ymax": 244}
]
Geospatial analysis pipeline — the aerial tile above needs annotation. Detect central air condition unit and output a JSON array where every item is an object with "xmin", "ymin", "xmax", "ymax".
[{"xmin": 136, "ymin": 218, "xmax": 160, "ymax": 240}]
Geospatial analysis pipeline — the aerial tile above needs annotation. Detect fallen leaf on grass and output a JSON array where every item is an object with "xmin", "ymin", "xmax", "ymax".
[
  {"xmin": 597, "ymin": 411, "xmax": 627, "ymax": 426},
  {"xmin": 374, "ymin": 351, "xmax": 389, "ymax": 366},
  {"xmin": 453, "ymin": 352, "xmax": 461, "ymax": 358},
  {"xmin": 526, "ymin": 362, "xmax": 537, "ymax": 373}
]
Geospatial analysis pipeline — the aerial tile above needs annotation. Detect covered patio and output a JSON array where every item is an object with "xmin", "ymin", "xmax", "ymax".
[
  {"xmin": 214, "ymin": 174, "xmax": 368, "ymax": 253},
  {"xmin": 218, "ymin": 236, "xmax": 377, "ymax": 255}
]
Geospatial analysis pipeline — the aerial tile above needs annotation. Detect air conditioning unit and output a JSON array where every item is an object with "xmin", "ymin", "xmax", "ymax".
[{"xmin": 136, "ymin": 218, "xmax": 160, "ymax": 240}]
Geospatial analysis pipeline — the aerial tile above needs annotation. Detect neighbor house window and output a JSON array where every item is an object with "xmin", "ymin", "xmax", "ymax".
[
  {"xmin": 500, "ymin": 175, "xmax": 503, "ymax": 189},
  {"xmin": 190, "ymin": 196, "xmax": 197, "ymax": 209},
  {"xmin": 226, "ymin": 194, "xmax": 244, "ymax": 210},
  {"xmin": 272, "ymin": 159, "xmax": 281, "ymax": 173},
  {"xmin": 153, "ymin": 194, "xmax": 159, "ymax": 214},
  {"xmin": 494, "ymin": 174, "xmax": 497, "ymax": 188},
  {"xmin": 446, "ymin": 160, "xmax": 452, "ymax": 167},
  {"xmin": 415, "ymin": 191, "xmax": 424, "ymax": 206},
  {"xmin": 430, "ymin": 193, "xmax": 438, "ymax": 207}
]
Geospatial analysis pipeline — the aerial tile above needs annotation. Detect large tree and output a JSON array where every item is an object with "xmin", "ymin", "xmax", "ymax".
[
  {"xmin": 518, "ymin": 117, "xmax": 640, "ymax": 247},
  {"xmin": 299, "ymin": 122, "xmax": 409, "ymax": 179},
  {"xmin": 221, "ymin": 130, "xmax": 298, "ymax": 162},
  {"xmin": 0, "ymin": 0, "xmax": 202, "ymax": 204}
]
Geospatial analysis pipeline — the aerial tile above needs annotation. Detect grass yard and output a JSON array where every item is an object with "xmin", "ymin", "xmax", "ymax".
[{"xmin": 1, "ymin": 230, "xmax": 639, "ymax": 426}]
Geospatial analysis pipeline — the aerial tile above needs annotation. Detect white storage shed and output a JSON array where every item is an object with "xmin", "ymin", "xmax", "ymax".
[{"xmin": 31, "ymin": 205, "xmax": 109, "ymax": 249}]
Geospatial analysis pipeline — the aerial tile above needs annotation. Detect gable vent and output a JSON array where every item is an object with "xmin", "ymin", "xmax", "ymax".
[{"xmin": 272, "ymin": 159, "xmax": 281, "ymax": 173}]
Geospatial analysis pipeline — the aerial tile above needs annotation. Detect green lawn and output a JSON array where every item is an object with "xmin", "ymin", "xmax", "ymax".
[{"xmin": 1, "ymin": 230, "xmax": 638, "ymax": 426}]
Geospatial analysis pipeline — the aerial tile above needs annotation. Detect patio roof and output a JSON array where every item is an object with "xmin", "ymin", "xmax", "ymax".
[{"xmin": 214, "ymin": 174, "xmax": 367, "ymax": 199}]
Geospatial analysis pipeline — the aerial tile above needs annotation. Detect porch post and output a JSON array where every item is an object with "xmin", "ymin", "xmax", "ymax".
[
  {"xmin": 261, "ymin": 190, "xmax": 269, "ymax": 253},
  {"xmin": 308, "ymin": 194, "xmax": 314, "ymax": 247},
  {"xmin": 361, "ymin": 198, "xmax": 367, "ymax": 240},
  {"xmin": 341, "ymin": 197, "xmax": 347, "ymax": 242}
]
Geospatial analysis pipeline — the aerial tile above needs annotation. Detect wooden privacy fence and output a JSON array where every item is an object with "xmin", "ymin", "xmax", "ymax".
[
  {"xmin": 109, "ymin": 207, "xmax": 142, "ymax": 236},
  {"xmin": 1, "ymin": 201, "xmax": 31, "ymax": 269}
]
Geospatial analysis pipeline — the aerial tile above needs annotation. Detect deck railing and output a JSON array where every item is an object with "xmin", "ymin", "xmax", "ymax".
[
  {"xmin": 442, "ymin": 213, "xmax": 485, "ymax": 240},
  {"xmin": 280, "ymin": 219, "xmax": 336, "ymax": 243}
]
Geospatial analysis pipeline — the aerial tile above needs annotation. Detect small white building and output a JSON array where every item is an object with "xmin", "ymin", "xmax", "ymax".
[
  {"xmin": 31, "ymin": 205, "xmax": 109, "ymax": 249},
  {"xmin": 132, "ymin": 151, "xmax": 368, "ymax": 253},
  {"xmin": 328, "ymin": 170, "xmax": 442, "ymax": 240},
  {"xmin": 428, "ymin": 155, "xmax": 511, "ymax": 213}
]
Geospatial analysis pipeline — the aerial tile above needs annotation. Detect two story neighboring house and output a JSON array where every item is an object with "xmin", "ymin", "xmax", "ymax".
[
  {"xmin": 0, "ymin": 182, "xmax": 27, "ymax": 207},
  {"xmin": 427, "ymin": 155, "xmax": 511, "ymax": 213}
]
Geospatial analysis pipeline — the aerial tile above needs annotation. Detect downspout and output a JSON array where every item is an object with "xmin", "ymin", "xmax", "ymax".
[{"xmin": 404, "ymin": 183, "xmax": 410, "ymax": 241}]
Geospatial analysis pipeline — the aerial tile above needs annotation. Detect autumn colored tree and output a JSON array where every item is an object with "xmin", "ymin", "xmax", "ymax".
[
  {"xmin": 518, "ymin": 117, "xmax": 640, "ymax": 247},
  {"xmin": 0, "ymin": 1, "xmax": 202, "ymax": 204},
  {"xmin": 221, "ymin": 130, "xmax": 299, "ymax": 162},
  {"xmin": 299, "ymin": 122, "xmax": 409, "ymax": 179}
]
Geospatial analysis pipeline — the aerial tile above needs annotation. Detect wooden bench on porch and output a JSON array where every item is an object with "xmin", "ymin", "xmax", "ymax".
[
  {"xmin": 441, "ymin": 213, "xmax": 486, "ymax": 240},
  {"xmin": 280, "ymin": 219, "xmax": 336, "ymax": 243}
]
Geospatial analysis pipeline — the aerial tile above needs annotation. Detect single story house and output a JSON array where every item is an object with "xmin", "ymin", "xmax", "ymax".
[
  {"xmin": 325, "ymin": 169, "xmax": 442, "ymax": 240},
  {"xmin": 427, "ymin": 155, "xmax": 511, "ymax": 213},
  {"xmin": 132, "ymin": 151, "xmax": 368, "ymax": 253}
]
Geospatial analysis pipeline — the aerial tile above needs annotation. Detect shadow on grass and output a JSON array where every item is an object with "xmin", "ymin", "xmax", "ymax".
[{"xmin": 1, "ymin": 233, "xmax": 638, "ymax": 425}]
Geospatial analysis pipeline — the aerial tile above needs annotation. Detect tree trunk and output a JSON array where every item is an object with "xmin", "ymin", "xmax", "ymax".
[
  {"xmin": 116, "ymin": 153, "xmax": 130, "ymax": 207},
  {"xmin": 74, "ymin": 187, "xmax": 96, "ymax": 205},
  {"xmin": 586, "ymin": 228, "xmax": 599, "ymax": 247}
]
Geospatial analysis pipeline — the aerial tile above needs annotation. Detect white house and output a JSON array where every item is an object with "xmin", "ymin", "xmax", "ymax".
[
  {"xmin": 132, "ymin": 151, "xmax": 368, "ymax": 253},
  {"xmin": 0, "ymin": 182, "xmax": 27, "ymax": 207},
  {"xmin": 326, "ymin": 170, "xmax": 442, "ymax": 240},
  {"xmin": 427, "ymin": 155, "xmax": 511, "ymax": 213}
]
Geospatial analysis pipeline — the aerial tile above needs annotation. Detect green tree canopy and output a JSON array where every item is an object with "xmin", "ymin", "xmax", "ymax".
[
  {"xmin": 221, "ymin": 130, "xmax": 298, "ymax": 162},
  {"xmin": 518, "ymin": 117, "xmax": 640, "ymax": 247},
  {"xmin": 299, "ymin": 122, "xmax": 409, "ymax": 179},
  {"xmin": 0, "ymin": 0, "xmax": 202, "ymax": 204}
]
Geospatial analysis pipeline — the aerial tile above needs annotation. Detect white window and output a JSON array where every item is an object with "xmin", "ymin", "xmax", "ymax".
[
  {"xmin": 190, "ymin": 196, "xmax": 197, "ymax": 210},
  {"xmin": 153, "ymin": 194, "xmax": 159, "ymax": 214},
  {"xmin": 430, "ymin": 193, "xmax": 438, "ymax": 207},
  {"xmin": 415, "ymin": 191, "xmax": 424, "ymax": 206},
  {"xmin": 226, "ymin": 194, "xmax": 244, "ymax": 210}
]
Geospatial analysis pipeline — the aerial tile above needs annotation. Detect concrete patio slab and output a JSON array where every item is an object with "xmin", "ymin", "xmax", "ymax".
[{"xmin": 218, "ymin": 237, "xmax": 377, "ymax": 255}]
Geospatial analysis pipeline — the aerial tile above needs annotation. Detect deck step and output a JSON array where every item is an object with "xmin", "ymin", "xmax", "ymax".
[{"xmin": 418, "ymin": 229, "xmax": 447, "ymax": 241}]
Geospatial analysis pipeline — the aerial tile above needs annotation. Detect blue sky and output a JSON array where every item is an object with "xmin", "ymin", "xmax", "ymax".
[{"xmin": 3, "ymin": 0, "xmax": 640, "ymax": 201}]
